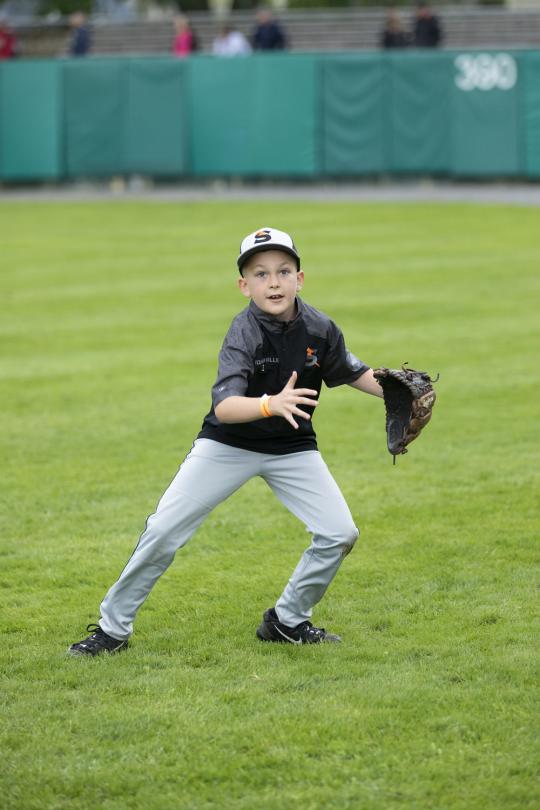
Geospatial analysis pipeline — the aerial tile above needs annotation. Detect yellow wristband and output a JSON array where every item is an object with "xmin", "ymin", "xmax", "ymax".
[{"xmin": 260, "ymin": 394, "xmax": 273, "ymax": 418}]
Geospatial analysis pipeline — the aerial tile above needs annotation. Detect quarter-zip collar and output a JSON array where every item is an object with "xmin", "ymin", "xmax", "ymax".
[{"xmin": 249, "ymin": 297, "xmax": 304, "ymax": 333}]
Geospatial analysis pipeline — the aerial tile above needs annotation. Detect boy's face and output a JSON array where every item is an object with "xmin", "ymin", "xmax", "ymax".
[{"xmin": 238, "ymin": 249, "xmax": 304, "ymax": 322}]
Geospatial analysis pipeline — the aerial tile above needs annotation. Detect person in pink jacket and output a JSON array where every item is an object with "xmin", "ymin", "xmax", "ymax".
[{"xmin": 172, "ymin": 15, "xmax": 198, "ymax": 57}]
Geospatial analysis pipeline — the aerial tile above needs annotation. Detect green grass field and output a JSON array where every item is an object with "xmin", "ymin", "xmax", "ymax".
[{"xmin": 1, "ymin": 199, "xmax": 538, "ymax": 810}]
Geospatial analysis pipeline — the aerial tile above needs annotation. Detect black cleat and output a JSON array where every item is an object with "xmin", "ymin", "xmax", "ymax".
[
  {"xmin": 68, "ymin": 624, "xmax": 129, "ymax": 657},
  {"xmin": 256, "ymin": 608, "xmax": 341, "ymax": 645}
]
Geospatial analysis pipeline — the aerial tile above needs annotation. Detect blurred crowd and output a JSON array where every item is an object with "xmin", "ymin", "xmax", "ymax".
[
  {"xmin": 169, "ymin": 4, "xmax": 442, "ymax": 60},
  {"xmin": 0, "ymin": 10, "xmax": 93, "ymax": 59},
  {"xmin": 172, "ymin": 7, "xmax": 288, "ymax": 59},
  {"xmin": 381, "ymin": 3, "xmax": 442, "ymax": 49},
  {"xmin": 167, "ymin": 4, "xmax": 442, "ymax": 60},
  {"xmin": 0, "ymin": 3, "xmax": 443, "ymax": 62},
  {"xmin": 0, "ymin": 5, "xmax": 289, "ymax": 60}
]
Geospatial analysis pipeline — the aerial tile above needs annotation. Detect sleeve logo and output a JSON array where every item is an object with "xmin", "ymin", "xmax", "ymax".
[{"xmin": 305, "ymin": 347, "xmax": 320, "ymax": 368}]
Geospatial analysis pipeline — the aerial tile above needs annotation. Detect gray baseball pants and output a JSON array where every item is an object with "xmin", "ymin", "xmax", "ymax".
[{"xmin": 99, "ymin": 438, "xmax": 359, "ymax": 640}]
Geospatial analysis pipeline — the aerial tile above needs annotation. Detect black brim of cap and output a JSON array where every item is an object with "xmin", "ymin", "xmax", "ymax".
[{"xmin": 237, "ymin": 243, "xmax": 301, "ymax": 272}]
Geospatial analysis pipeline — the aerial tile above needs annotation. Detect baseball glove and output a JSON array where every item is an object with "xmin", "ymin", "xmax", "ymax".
[{"xmin": 373, "ymin": 364, "xmax": 437, "ymax": 464}]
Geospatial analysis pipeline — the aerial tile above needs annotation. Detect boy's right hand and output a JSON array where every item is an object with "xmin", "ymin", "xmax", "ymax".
[{"xmin": 268, "ymin": 371, "xmax": 319, "ymax": 429}]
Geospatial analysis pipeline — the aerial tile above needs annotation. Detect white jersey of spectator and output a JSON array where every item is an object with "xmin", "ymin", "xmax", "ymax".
[{"xmin": 213, "ymin": 29, "xmax": 252, "ymax": 57}]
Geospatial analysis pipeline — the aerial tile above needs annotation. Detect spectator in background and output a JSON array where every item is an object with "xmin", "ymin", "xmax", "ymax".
[
  {"xmin": 380, "ymin": 10, "xmax": 408, "ymax": 49},
  {"xmin": 213, "ymin": 24, "xmax": 252, "ymax": 57},
  {"xmin": 69, "ymin": 11, "xmax": 92, "ymax": 57},
  {"xmin": 0, "ymin": 15, "xmax": 18, "ymax": 59},
  {"xmin": 172, "ymin": 15, "xmax": 199, "ymax": 58},
  {"xmin": 412, "ymin": 2, "xmax": 442, "ymax": 48},
  {"xmin": 252, "ymin": 7, "xmax": 287, "ymax": 51}
]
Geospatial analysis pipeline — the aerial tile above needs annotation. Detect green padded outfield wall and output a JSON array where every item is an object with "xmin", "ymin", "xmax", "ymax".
[
  {"xmin": 388, "ymin": 51, "xmax": 453, "ymax": 174},
  {"xmin": 450, "ymin": 51, "xmax": 521, "ymax": 176},
  {"xmin": 0, "ymin": 60, "xmax": 61, "ymax": 180},
  {"xmin": 63, "ymin": 58, "xmax": 189, "ymax": 177},
  {"xmin": 124, "ymin": 60, "xmax": 188, "ymax": 175},
  {"xmin": 320, "ymin": 50, "xmax": 524, "ymax": 176},
  {"xmin": 189, "ymin": 54, "xmax": 317, "ymax": 176},
  {"xmin": 321, "ymin": 54, "xmax": 388, "ymax": 175},
  {"xmin": 64, "ymin": 60, "xmax": 125, "ymax": 176},
  {"xmin": 0, "ymin": 52, "xmax": 539, "ymax": 181},
  {"xmin": 523, "ymin": 52, "xmax": 540, "ymax": 177},
  {"xmin": 320, "ymin": 51, "xmax": 455, "ymax": 175}
]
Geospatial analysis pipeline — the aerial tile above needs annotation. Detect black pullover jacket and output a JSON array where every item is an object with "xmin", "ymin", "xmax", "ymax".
[{"xmin": 198, "ymin": 298, "xmax": 370, "ymax": 455}]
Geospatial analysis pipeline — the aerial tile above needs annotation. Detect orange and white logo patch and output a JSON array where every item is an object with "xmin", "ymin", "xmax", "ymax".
[{"xmin": 305, "ymin": 347, "xmax": 320, "ymax": 368}]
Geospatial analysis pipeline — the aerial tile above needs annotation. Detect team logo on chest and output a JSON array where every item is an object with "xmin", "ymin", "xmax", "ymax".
[
  {"xmin": 305, "ymin": 346, "xmax": 320, "ymax": 369},
  {"xmin": 255, "ymin": 355, "xmax": 279, "ymax": 374}
]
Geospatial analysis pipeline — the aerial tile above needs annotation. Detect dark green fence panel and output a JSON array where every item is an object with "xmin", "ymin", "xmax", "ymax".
[
  {"xmin": 189, "ymin": 54, "xmax": 318, "ymax": 176},
  {"xmin": 64, "ymin": 59, "xmax": 126, "ymax": 176},
  {"xmin": 124, "ymin": 60, "xmax": 189, "ymax": 175},
  {"xmin": 522, "ymin": 51, "xmax": 540, "ymax": 177},
  {"xmin": 450, "ymin": 51, "xmax": 522, "ymax": 176},
  {"xmin": 389, "ymin": 52, "xmax": 453, "ymax": 174},
  {"xmin": 0, "ymin": 61, "xmax": 61, "ymax": 180},
  {"xmin": 188, "ymin": 57, "xmax": 251, "ymax": 176},
  {"xmin": 321, "ymin": 54, "xmax": 388, "ymax": 175},
  {"xmin": 64, "ymin": 58, "xmax": 189, "ymax": 177}
]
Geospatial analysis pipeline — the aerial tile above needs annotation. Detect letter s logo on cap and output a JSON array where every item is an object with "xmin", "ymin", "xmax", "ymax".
[{"xmin": 254, "ymin": 229, "xmax": 272, "ymax": 245}]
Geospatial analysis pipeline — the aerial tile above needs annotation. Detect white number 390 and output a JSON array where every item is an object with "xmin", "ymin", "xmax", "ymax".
[{"xmin": 454, "ymin": 53, "xmax": 518, "ymax": 91}]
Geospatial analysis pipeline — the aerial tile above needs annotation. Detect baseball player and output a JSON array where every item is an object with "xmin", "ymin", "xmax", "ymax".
[{"xmin": 69, "ymin": 227, "xmax": 384, "ymax": 655}]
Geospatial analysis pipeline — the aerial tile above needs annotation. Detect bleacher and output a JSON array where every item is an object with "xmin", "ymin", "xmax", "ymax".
[{"xmin": 14, "ymin": 6, "xmax": 540, "ymax": 59}]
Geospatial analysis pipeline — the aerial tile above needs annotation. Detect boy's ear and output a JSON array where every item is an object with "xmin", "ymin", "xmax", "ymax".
[
  {"xmin": 238, "ymin": 276, "xmax": 251, "ymax": 299},
  {"xmin": 296, "ymin": 270, "xmax": 305, "ymax": 292}
]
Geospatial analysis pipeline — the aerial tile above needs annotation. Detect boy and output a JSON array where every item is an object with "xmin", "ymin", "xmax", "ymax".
[{"xmin": 69, "ymin": 227, "xmax": 383, "ymax": 655}]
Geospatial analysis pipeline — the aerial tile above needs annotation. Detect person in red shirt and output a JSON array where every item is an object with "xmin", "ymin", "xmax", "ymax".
[{"xmin": 0, "ymin": 18, "xmax": 17, "ymax": 59}]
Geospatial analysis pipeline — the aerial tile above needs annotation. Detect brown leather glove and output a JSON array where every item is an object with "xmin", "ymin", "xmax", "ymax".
[{"xmin": 373, "ymin": 365, "xmax": 437, "ymax": 463}]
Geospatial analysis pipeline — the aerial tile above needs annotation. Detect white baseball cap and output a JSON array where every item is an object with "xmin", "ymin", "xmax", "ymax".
[{"xmin": 237, "ymin": 227, "xmax": 301, "ymax": 273}]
